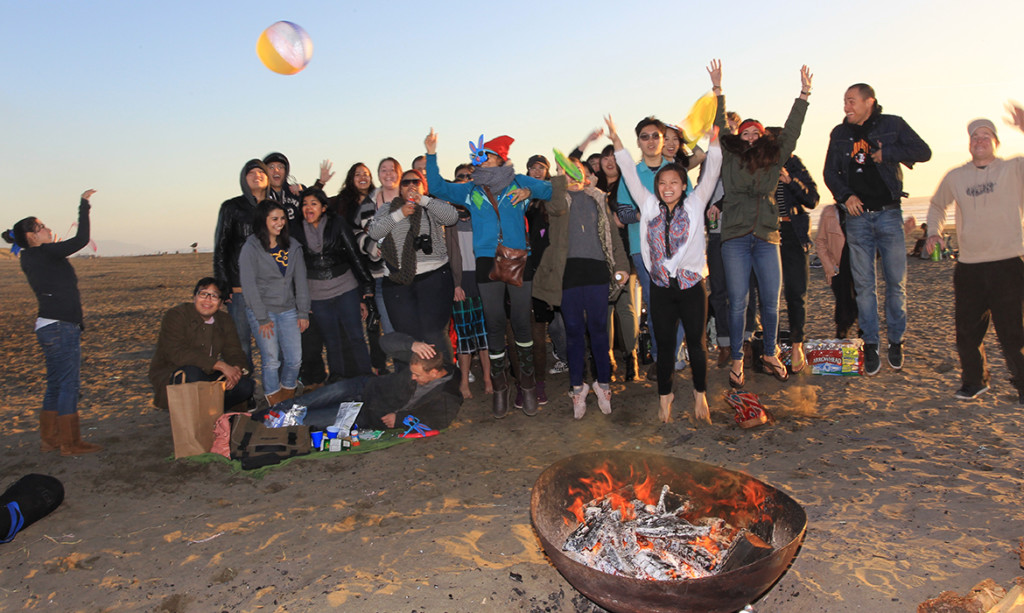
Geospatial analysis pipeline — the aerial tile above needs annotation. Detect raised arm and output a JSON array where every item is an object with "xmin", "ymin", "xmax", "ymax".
[
  {"xmin": 686, "ymin": 130, "xmax": 722, "ymax": 214},
  {"xmin": 48, "ymin": 190, "xmax": 94, "ymax": 258},
  {"xmin": 777, "ymin": 66, "xmax": 812, "ymax": 162},
  {"xmin": 424, "ymin": 128, "xmax": 473, "ymax": 205},
  {"xmin": 606, "ymin": 115, "xmax": 656, "ymax": 216}
]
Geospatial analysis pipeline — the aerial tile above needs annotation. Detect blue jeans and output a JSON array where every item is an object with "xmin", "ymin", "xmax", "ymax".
[
  {"xmin": 845, "ymin": 209, "xmax": 907, "ymax": 345},
  {"xmin": 246, "ymin": 308, "xmax": 303, "ymax": 396},
  {"xmin": 562, "ymin": 284, "xmax": 612, "ymax": 387},
  {"xmin": 633, "ymin": 253, "xmax": 686, "ymax": 365},
  {"xmin": 374, "ymin": 277, "xmax": 394, "ymax": 334},
  {"xmin": 721, "ymin": 234, "xmax": 782, "ymax": 360},
  {"xmin": 227, "ymin": 291, "xmax": 254, "ymax": 362},
  {"xmin": 268, "ymin": 375, "xmax": 370, "ymax": 429},
  {"xmin": 36, "ymin": 321, "xmax": 81, "ymax": 416},
  {"xmin": 312, "ymin": 289, "xmax": 371, "ymax": 378}
]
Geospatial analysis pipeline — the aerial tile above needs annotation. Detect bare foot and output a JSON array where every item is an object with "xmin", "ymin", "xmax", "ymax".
[
  {"xmin": 484, "ymin": 379, "xmax": 494, "ymax": 394},
  {"xmin": 659, "ymin": 393, "xmax": 674, "ymax": 423},
  {"xmin": 694, "ymin": 390, "xmax": 711, "ymax": 425},
  {"xmin": 460, "ymin": 384, "xmax": 472, "ymax": 400}
]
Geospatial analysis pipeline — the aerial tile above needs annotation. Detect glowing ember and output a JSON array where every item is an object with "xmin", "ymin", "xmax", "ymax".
[{"xmin": 561, "ymin": 465, "xmax": 775, "ymax": 581}]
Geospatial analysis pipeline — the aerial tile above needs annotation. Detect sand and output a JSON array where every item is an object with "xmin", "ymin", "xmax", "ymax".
[{"xmin": 1, "ymin": 250, "xmax": 1022, "ymax": 613}]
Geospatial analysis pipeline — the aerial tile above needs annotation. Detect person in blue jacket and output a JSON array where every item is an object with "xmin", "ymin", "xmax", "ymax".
[{"xmin": 424, "ymin": 129, "xmax": 552, "ymax": 419}]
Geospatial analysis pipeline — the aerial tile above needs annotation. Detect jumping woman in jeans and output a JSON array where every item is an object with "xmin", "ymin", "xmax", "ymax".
[
  {"xmin": 239, "ymin": 200, "xmax": 310, "ymax": 405},
  {"xmin": 707, "ymin": 59, "xmax": 812, "ymax": 389},
  {"xmin": 607, "ymin": 115, "xmax": 722, "ymax": 424},
  {"xmin": 3, "ymin": 190, "xmax": 102, "ymax": 455}
]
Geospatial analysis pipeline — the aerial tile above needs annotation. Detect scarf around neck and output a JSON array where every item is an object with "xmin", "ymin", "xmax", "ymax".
[
  {"xmin": 472, "ymin": 164, "xmax": 516, "ymax": 196},
  {"xmin": 381, "ymin": 198, "xmax": 422, "ymax": 285}
]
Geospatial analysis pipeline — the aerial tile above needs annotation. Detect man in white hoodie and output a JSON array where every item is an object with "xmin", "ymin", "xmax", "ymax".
[{"xmin": 926, "ymin": 114, "xmax": 1024, "ymax": 402}]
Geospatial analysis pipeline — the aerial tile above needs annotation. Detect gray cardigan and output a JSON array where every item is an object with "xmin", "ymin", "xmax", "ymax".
[{"xmin": 238, "ymin": 234, "xmax": 310, "ymax": 325}]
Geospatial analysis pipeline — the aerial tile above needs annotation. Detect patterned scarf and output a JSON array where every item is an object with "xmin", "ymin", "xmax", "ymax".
[{"xmin": 381, "ymin": 198, "xmax": 422, "ymax": 286}]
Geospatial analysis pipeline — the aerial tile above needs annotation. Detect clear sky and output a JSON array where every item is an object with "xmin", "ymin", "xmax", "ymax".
[{"xmin": 2, "ymin": 0, "xmax": 1021, "ymax": 254}]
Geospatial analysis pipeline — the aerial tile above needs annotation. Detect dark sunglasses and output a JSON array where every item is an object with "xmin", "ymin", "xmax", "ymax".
[{"xmin": 400, "ymin": 178, "xmax": 422, "ymax": 187}]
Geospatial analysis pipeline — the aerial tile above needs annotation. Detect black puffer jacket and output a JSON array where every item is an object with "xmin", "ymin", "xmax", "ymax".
[
  {"xmin": 291, "ymin": 211, "xmax": 374, "ymax": 296},
  {"xmin": 213, "ymin": 160, "xmax": 265, "ymax": 289}
]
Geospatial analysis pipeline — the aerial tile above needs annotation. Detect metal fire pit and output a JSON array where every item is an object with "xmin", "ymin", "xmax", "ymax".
[{"xmin": 531, "ymin": 451, "xmax": 806, "ymax": 613}]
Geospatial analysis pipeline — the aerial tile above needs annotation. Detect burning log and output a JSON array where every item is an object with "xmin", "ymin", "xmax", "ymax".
[{"xmin": 562, "ymin": 484, "xmax": 769, "ymax": 581}]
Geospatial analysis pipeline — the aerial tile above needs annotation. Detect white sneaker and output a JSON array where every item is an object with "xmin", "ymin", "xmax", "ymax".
[
  {"xmin": 570, "ymin": 385, "xmax": 589, "ymax": 419},
  {"xmin": 592, "ymin": 382, "xmax": 612, "ymax": 414},
  {"xmin": 549, "ymin": 360, "xmax": 569, "ymax": 375},
  {"xmin": 467, "ymin": 371, "xmax": 476, "ymax": 383}
]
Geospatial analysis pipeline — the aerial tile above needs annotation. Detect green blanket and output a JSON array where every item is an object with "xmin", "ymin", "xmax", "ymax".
[{"xmin": 178, "ymin": 429, "xmax": 415, "ymax": 478}]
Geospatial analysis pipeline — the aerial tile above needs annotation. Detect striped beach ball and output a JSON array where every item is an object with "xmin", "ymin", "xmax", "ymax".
[{"xmin": 256, "ymin": 21, "xmax": 313, "ymax": 75}]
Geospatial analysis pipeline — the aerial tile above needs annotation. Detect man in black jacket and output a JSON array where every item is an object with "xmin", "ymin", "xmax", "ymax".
[{"xmin": 213, "ymin": 159, "xmax": 270, "ymax": 362}]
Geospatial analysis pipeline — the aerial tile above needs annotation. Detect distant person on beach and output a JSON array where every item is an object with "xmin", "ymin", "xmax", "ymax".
[
  {"xmin": 3, "ymin": 190, "xmax": 103, "ymax": 456},
  {"xmin": 925, "ymin": 113, "xmax": 1024, "ymax": 402},
  {"xmin": 148, "ymin": 277, "xmax": 255, "ymax": 411},
  {"xmin": 214, "ymin": 159, "xmax": 271, "ymax": 363},
  {"xmin": 263, "ymin": 332, "xmax": 462, "ymax": 431},
  {"xmin": 824, "ymin": 83, "xmax": 931, "ymax": 375}
]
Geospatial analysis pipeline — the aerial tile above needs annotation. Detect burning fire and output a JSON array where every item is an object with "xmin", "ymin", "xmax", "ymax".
[
  {"xmin": 566, "ymin": 462, "xmax": 657, "ymax": 524},
  {"xmin": 560, "ymin": 460, "xmax": 777, "ymax": 581}
]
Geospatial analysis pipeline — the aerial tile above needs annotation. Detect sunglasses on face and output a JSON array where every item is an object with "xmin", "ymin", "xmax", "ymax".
[
  {"xmin": 639, "ymin": 132, "xmax": 662, "ymax": 141},
  {"xmin": 400, "ymin": 178, "xmax": 422, "ymax": 187}
]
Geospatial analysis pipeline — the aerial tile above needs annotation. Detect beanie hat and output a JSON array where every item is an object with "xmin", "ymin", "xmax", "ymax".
[
  {"xmin": 526, "ymin": 154, "xmax": 550, "ymax": 169},
  {"xmin": 243, "ymin": 159, "xmax": 270, "ymax": 176},
  {"xmin": 482, "ymin": 135, "xmax": 515, "ymax": 162},
  {"xmin": 263, "ymin": 152, "xmax": 289, "ymax": 167},
  {"xmin": 967, "ymin": 119, "xmax": 998, "ymax": 141}
]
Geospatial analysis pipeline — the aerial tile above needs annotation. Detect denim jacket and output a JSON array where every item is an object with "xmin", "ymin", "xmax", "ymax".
[{"xmin": 824, "ymin": 111, "xmax": 931, "ymax": 209}]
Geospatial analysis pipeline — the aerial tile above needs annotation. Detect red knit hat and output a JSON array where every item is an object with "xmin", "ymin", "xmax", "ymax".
[{"xmin": 482, "ymin": 135, "xmax": 515, "ymax": 162}]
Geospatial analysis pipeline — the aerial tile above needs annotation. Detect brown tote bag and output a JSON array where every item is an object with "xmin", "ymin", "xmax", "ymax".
[
  {"xmin": 166, "ymin": 371, "xmax": 226, "ymax": 458},
  {"xmin": 483, "ymin": 186, "xmax": 529, "ymax": 287}
]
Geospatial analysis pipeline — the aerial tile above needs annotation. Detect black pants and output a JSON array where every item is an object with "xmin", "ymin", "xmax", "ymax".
[
  {"xmin": 954, "ymin": 257, "xmax": 1024, "ymax": 391},
  {"xmin": 831, "ymin": 245, "xmax": 859, "ymax": 337},
  {"xmin": 383, "ymin": 265, "xmax": 455, "ymax": 365},
  {"xmin": 780, "ymin": 222, "xmax": 809, "ymax": 343},
  {"xmin": 299, "ymin": 315, "xmax": 327, "ymax": 385},
  {"xmin": 171, "ymin": 365, "xmax": 255, "ymax": 409},
  {"xmin": 650, "ymin": 279, "xmax": 707, "ymax": 395}
]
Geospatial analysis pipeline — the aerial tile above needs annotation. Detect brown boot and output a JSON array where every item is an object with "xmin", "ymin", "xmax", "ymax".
[
  {"xmin": 40, "ymin": 411, "xmax": 59, "ymax": 452},
  {"xmin": 57, "ymin": 413, "xmax": 102, "ymax": 456},
  {"xmin": 717, "ymin": 346, "xmax": 731, "ymax": 369},
  {"xmin": 279, "ymin": 387, "xmax": 296, "ymax": 402}
]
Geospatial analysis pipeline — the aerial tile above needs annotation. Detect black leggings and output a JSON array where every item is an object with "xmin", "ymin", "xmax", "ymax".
[{"xmin": 650, "ymin": 279, "xmax": 707, "ymax": 396}]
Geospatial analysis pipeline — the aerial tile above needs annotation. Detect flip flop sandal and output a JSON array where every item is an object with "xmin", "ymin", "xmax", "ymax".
[
  {"xmin": 762, "ymin": 357, "xmax": 790, "ymax": 382},
  {"xmin": 729, "ymin": 367, "xmax": 745, "ymax": 389}
]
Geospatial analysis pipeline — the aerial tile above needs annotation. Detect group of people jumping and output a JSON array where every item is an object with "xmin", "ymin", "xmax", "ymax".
[{"xmin": 13, "ymin": 58, "xmax": 1023, "ymax": 454}]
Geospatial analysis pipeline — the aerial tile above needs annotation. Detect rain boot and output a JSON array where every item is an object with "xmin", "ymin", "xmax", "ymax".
[
  {"xmin": 39, "ymin": 411, "xmax": 59, "ymax": 453},
  {"xmin": 624, "ymin": 351, "xmax": 638, "ymax": 382},
  {"xmin": 490, "ymin": 354, "xmax": 510, "ymax": 419},
  {"xmin": 57, "ymin": 413, "xmax": 102, "ymax": 456},
  {"xmin": 516, "ymin": 343, "xmax": 539, "ymax": 416}
]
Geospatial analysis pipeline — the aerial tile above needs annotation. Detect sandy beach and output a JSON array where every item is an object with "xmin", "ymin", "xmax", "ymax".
[{"xmin": 1, "ymin": 249, "xmax": 1022, "ymax": 612}]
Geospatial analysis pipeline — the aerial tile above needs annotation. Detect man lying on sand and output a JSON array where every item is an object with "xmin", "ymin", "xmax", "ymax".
[{"xmin": 260, "ymin": 332, "xmax": 462, "ymax": 431}]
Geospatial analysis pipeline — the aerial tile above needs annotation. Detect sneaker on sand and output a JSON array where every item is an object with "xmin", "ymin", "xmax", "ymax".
[
  {"xmin": 887, "ymin": 343, "xmax": 904, "ymax": 370},
  {"xmin": 864, "ymin": 344, "xmax": 881, "ymax": 376},
  {"xmin": 954, "ymin": 384, "xmax": 989, "ymax": 400},
  {"xmin": 549, "ymin": 360, "xmax": 568, "ymax": 375},
  {"xmin": 591, "ymin": 381, "xmax": 612, "ymax": 415},
  {"xmin": 570, "ymin": 385, "xmax": 589, "ymax": 420}
]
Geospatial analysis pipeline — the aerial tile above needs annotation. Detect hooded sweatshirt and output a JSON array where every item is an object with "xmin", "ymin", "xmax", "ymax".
[{"xmin": 214, "ymin": 159, "xmax": 269, "ymax": 289}]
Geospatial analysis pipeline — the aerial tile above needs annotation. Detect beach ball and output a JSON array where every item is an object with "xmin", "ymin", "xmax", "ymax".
[{"xmin": 256, "ymin": 21, "xmax": 313, "ymax": 75}]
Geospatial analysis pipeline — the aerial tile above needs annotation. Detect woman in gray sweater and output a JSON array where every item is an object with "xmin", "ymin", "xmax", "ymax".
[{"xmin": 239, "ymin": 200, "xmax": 310, "ymax": 405}]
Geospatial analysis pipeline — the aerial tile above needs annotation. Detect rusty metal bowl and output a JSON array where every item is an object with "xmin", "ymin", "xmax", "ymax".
[{"xmin": 531, "ymin": 451, "xmax": 806, "ymax": 613}]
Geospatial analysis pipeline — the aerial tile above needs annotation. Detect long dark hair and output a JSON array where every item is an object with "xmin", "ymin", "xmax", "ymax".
[
  {"xmin": 722, "ymin": 125, "xmax": 781, "ymax": 173},
  {"xmin": 334, "ymin": 163, "xmax": 375, "ymax": 224},
  {"xmin": 254, "ymin": 200, "xmax": 290, "ymax": 251},
  {"xmin": 2, "ymin": 217, "xmax": 37, "ymax": 249}
]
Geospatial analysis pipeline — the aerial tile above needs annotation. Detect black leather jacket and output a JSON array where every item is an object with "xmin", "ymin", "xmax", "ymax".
[
  {"xmin": 213, "ymin": 194, "xmax": 257, "ymax": 289},
  {"xmin": 291, "ymin": 212, "xmax": 374, "ymax": 296}
]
